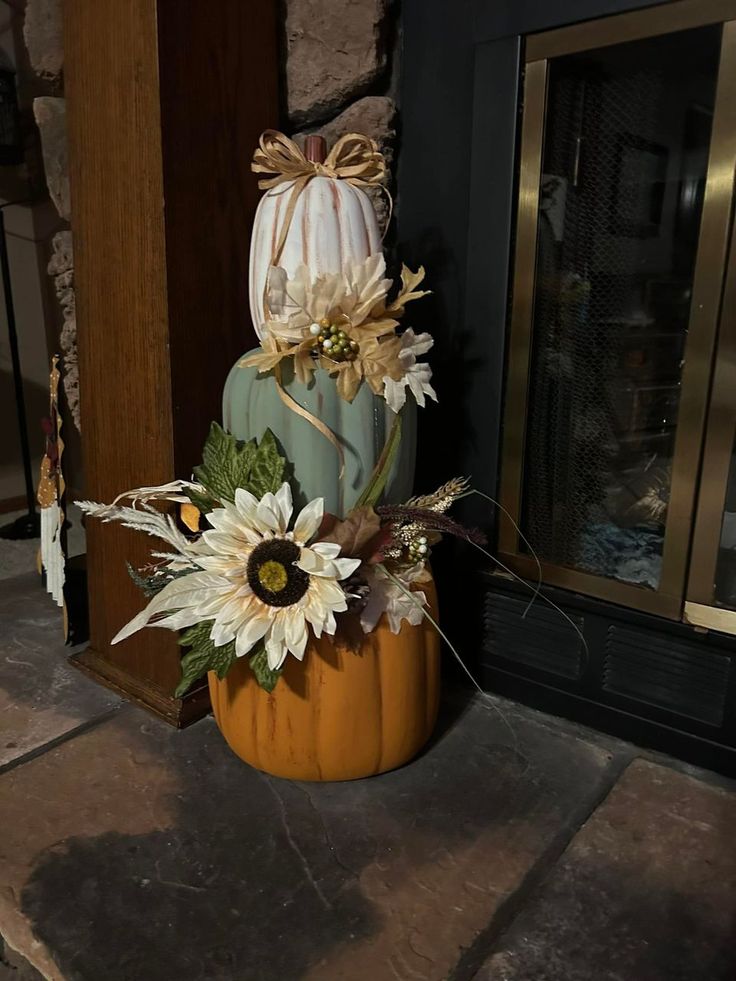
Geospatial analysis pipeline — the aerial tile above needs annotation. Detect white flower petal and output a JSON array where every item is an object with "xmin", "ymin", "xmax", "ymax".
[
  {"xmin": 310, "ymin": 541, "xmax": 341, "ymax": 559},
  {"xmin": 359, "ymin": 567, "xmax": 428, "ymax": 635},
  {"xmin": 111, "ymin": 572, "xmax": 218, "ymax": 645},
  {"xmin": 307, "ymin": 576, "xmax": 349, "ymax": 615},
  {"xmin": 401, "ymin": 328, "xmax": 434, "ymax": 358},
  {"xmin": 234, "ymin": 611, "xmax": 271, "ymax": 657},
  {"xmin": 274, "ymin": 482, "xmax": 294, "ymax": 531},
  {"xmin": 296, "ymin": 548, "xmax": 360, "ymax": 580},
  {"xmin": 383, "ymin": 376, "xmax": 408, "ymax": 414},
  {"xmin": 195, "ymin": 553, "xmax": 253, "ymax": 576},
  {"xmin": 255, "ymin": 494, "xmax": 285, "ymax": 534},
  {"xmin": 293, "ymin": 497, "xmax": 324, "ymax": 544},
  {"xmin": 319, "ymin": 609, "xmax": 337, "ymax": 636},
  {"xmin": 332, "ymin": 556, "xmax": 362, "ymax": 579},
  {"xmin": 201, "ymin": 529, "xmax": 259, "ymax": 554},
  {"xmin": 210, "ymin": 620, "xmax": 237, "ymax": 646},
  {"xmin": 285, "ymin": 609, "xmax": 308, "ymax": 660},
  {"xmin": 234, "ymin": 488, "xmax": 261, "ymax": 525},
  {"xmin": 266, "ymin": 634, "xmax": 288, "ymax": 671}
]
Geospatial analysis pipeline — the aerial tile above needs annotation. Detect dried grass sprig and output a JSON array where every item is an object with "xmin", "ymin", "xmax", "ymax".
[
  {"xmin": 405, "ymin": 477, "xmax": 470, "ymax": 513},
  {"xmin": 376, "ymin": 505, "xmax": 487, "ymax": 546}
]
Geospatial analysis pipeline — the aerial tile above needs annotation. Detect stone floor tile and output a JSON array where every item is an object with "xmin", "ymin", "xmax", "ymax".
[
  {"xmin": 0, "ymin": 695, "xmax": 626, "ymax": 981},
  {"xmin": 0, "ymin": 507, "xmax": 85, "ymax": 583},
  {"xmin": 478, "ymin": 757, "xmax": 736, "ymax": 981},
  {"xmin": 0, "ymin": 574, "xmax": 119, "ymax": 769},
  {"xmin": 0, "ymin": 935, "xmax": 43, "ymax": 981}
]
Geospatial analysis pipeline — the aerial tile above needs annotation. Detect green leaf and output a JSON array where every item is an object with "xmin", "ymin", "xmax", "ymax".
[
  {"xmin": 249, "ymin": 645, "xmax": 282, "ymax": 693},
  {"xmin": 185, "ymin": 486, "xmax": 218, "ymax": 515},
  {"xmin": 248, "ymin": 428, "xmax": 286, "ymax": 498},
  {"xmin": 175, "ymin": 620, "xmax": 236, "ymax": 697},
  {"xmin": 191, "ymin": 422, "xmax": 287, "ymax": 505},
  {"xmin": 192, "ymin": 422, "xmax": 257, "ymax": 504},
  {"xmin": 355, "ymin": 414, "xmax": 402, "ymax": 509},
  {"xmin": 126, "ymin": 562, "xmax": 190, "ymax": 598}
]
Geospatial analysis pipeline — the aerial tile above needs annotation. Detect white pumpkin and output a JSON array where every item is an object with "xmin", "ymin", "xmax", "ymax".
[{"xmin": 249, "ymin": 175, "xmax": 382, "ymax": 340}]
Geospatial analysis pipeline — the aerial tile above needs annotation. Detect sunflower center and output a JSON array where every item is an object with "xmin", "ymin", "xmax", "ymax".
[
  {"xmin": 247, "ymin": 539, "xmax": 309, "ymax": 607},
  {"xmin": 257, "ymin": 560, "xmax": 288, "ymax": 593}
]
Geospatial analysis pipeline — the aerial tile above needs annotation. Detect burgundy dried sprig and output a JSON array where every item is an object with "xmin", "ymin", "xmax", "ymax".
[{"xmin": 376, "ymin": 505, "xmax": 487, "ymax": 546}]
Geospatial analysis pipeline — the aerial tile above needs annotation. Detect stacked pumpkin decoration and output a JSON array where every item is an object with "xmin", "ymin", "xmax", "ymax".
[
  {"xmin": 79, "ymin": 130, "xmax": 452, "ymax": 782},
  {"xmin": 215, "ymin": 131, "xmax": 439, "ymax": 779}
]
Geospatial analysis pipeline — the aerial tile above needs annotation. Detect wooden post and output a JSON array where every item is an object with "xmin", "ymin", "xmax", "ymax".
[{"xmin": 64, "ymin": 0, "xmax": 279, "ymax": 725}]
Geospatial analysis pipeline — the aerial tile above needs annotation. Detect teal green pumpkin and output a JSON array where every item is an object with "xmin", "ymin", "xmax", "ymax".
[{"xmin": 223, "ymin": 350, "xmax": 416, "ymax": 517}]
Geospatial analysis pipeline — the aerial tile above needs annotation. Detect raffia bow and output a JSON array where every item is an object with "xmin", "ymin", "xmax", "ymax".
[{"xmin": 252, "ymin": 129, "xmax": 387, "ymax": 190}]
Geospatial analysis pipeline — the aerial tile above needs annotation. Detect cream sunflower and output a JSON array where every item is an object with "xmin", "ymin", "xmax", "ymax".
[
  {"xmin": 110, "ymin": 483, "xmax": 361, "ymax": 671},
  {"xmin": 241, "ymin": 253, "xmax": 425, "ymax": 403}
]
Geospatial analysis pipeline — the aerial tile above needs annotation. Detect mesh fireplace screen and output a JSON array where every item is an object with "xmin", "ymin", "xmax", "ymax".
[{"xmin": 519, "ymin": 25, "xmax": 721, "ymax": 590}]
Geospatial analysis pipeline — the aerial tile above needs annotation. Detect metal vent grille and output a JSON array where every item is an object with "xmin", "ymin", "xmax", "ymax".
[
  {"xmin": 603, "ymin": 625, "xmax": 730, "ymax": 726},
  {"xmin": 483, "ymin": 590, "xmax": 584, "ymax": 680}
]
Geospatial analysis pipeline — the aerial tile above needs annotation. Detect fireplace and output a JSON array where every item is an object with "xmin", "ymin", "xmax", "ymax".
[{"xmin": 399, "ymin": 0, "xmax": 736, "ymax": 773}]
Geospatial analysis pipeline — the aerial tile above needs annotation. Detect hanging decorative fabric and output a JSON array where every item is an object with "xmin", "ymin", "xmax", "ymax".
[{"xmin": 36, "ymin": 355, "xmax": 65, "ymax": 606}]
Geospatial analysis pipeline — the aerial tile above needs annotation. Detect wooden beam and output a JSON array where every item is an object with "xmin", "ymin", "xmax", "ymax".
[{"xmin": 65, "ymin": 0, "xmax": 279, "ymax": 725}]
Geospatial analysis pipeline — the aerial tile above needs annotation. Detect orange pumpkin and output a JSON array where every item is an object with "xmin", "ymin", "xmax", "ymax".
[{"xmin": 209, "ymin": 578, "xmax": 440, "ymax": 781}]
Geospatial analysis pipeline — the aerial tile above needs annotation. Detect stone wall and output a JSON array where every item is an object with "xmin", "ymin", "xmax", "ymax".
[
  {"xmin": 286, "ymin": 0, "xmax": 400, "ymax": 229},
  {"xmin": 21, "ymin": 0, "xmax": 78, "ymax": 431}
]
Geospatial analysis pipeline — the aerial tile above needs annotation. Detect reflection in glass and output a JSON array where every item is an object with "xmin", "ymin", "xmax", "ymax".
[
  {"xmin": 520, "ymin": 26, "xmax": 721, "ymax": 589},
  {"xmin": 715, "ymin": 443, "xmax": 736, "ymax": 610}
]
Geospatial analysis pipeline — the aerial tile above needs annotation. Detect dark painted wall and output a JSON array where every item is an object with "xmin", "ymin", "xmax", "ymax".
[{"xmin": 398, "ymin": 0, "xmax": 670, "ymax": 500}]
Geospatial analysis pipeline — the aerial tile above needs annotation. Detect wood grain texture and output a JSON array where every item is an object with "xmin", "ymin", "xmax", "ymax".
[
  {"xmin": 157, "ymin": 0, "xmax": 277, "ymax": 471},
  {"xmin": 64, "ymin": 0, "xmax": 279, "ymax": 723},
  {"xmin": 209, "ymin": 581, "xmax": 441, "ymax": 781}
]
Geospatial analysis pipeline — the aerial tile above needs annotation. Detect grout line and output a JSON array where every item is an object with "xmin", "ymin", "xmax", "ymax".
[
  {"xmin": 0, "ymin": 704, "xmax": 127, "ymax": 777},
  {"xmin": 447, "ymin": 749, "xmax": 637, "ymax": 981}
]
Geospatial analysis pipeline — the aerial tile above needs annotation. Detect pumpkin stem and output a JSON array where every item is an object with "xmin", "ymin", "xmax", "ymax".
[{"xmin": 305, "ymin": 134, "xmax": 327, "ymax": 164}]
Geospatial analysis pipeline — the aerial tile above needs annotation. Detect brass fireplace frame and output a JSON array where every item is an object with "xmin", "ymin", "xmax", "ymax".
[
  {"xmin": 686, "ymin": 150, "xmax": 736, "ymax": 632},
  {"xmin": 498, "ymin": 0, "xmax": 736, "ymax": 621}
]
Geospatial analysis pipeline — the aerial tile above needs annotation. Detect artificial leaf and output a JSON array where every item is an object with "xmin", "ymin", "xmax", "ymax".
[
  {"xmin": 191, "ymin": 424, "xmax": 287, "ymax": 505},
  {"xmin": 249, "ymin": 645, "xmax": 283, "ymax": 693},
  {"xmin": 386, "ymin": 265, "xmax": 430, "ymax": 316},
  {"xmin": 240, "ymin": 340, "xmax": 288, "ymax": 374},
  {"xmin": 352, "ymin": 317, "xmax": 399, "ymax": 339},
  {"xmin": 175, "ymin": 619, "xmax": 236, "ymax": 697},
  {"xmin": 186, "ymin": 486, "xmax": 218, "ymax": 515},
  {"xmin": 126, "ymin": 562, "xmax": 190, "ymax": 598},
  {"xmin": 334, "ymin": 362, "xmax": 362, "ymax": 403},
  {"xmin": 293, "ymin": 346, "xmax": 318, "ymax": 385},
  {"xmin": 193, "ymin": 422, "xmax": 257, "ymax": 504},
  {"xmin": 320, "ymin": 506, "xmax": 382, "ymax": 557},
  {"xmin": 355, "ymin": 413, "xmax": 402, "ymax": 509},
  {"xmin": 361, "ymin": 335, "xmax": 404, "ymax": 396},
  {"xmin": 248, "ymin": 428, "xmax": 286, "ymax": 497}
]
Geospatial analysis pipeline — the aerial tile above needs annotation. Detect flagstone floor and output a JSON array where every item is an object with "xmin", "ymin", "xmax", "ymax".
[{"xmin": 2, "ymin": 572, "xmax": 736, "ymax": 981}]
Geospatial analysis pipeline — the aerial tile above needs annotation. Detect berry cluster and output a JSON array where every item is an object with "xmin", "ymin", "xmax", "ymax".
[
  {"xmin": 309, "ymin": 319, "xmax": 359, "ymax": 362},
  {"xmin": 407, "ymin": 535, "xmax": 429, "ymax": 563}
]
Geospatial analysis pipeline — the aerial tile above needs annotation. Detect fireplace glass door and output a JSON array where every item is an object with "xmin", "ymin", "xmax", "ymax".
[{"xmin": 499, "ymin": 2, "xmax": 736, "ymax": 619}]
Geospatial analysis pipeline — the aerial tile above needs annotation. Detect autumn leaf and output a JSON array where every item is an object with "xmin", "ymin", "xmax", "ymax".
[
  {"xmin": 319, "ymin": 506, "xmax": 382, "ymax": 558},
  {"xmin": 353, "ymin": 317, "xmax": 400, "ymax": 339},
  {"xmin": 386, "ymin": 265, "xmax": 430, "ymax": 316},
  {"xmin": 361, "ymin": 335, "xmax": 404, "ymax": 391},
  {"xmin": 332, "ymin": 361, "xmax": 362, "ymax": 402}
]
